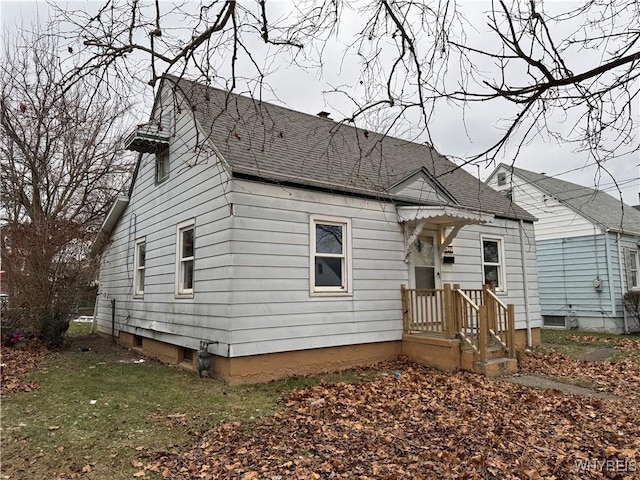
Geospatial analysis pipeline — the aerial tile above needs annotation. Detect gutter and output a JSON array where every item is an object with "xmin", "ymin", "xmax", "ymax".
[
  {"xmin": 603, "ymin": 229, "xmax": 616, "ymax": 317},
  {"xmin": 519, "ymin": 220, "xmax": 532, "ymax": 347}
]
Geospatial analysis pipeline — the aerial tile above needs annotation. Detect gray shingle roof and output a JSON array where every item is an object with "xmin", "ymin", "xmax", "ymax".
[
  {"xmin": 505, "ymin": 164, "xmax": 640, "ymax": 234},
  {"xmin": 166, "ymin": 76, "xmax": 535, "ymax": 221}
]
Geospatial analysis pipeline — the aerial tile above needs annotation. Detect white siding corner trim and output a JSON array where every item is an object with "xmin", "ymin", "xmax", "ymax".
[
  {"xmin": 309, "ymin": 215, "xmax": 353, "ymax": 296},
  {"xmin": 175, "ymin": 218, "xmax": 196, "ymax": 298}
]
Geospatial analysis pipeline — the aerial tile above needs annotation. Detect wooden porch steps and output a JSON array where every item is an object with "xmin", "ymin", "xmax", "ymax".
[
  {"xmin": 461, "ymin": 345, "xmax": 517, "ymax": 376},
  {"xmin": 401, "ymin": 283, "xmax": 517, "ymax": 377},
  {"xmin": 472, "ymin": 357, "xmax": 518, "ymax": 376}
]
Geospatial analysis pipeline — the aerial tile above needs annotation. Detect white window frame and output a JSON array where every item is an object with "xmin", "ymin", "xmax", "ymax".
[
  {"xmin": 155, "ymin": 148, "xmax": 169, "ymax": 184},
  {"xmin": 630, "ymin": 250, "xmax": 640, "ymax": 289},
  {"xmin": 175, "ymin": 219, "xmax": 195, "ymax": 298},
  {"xmin": 133, "ymin": 238, "xmax": 146, "ymax": 298},
  {"xmin": 310, "ymin": 215, "xmax": 352, "ymax": 296},
  {"xmin": 481, "ymin": 235, "xmax": 507, "ymax": 293}
]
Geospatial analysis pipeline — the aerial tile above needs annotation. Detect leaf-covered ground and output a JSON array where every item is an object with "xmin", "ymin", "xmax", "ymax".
[
  {"xmin": 0, "ymin": 340, "xmax": 48, "ymax": 394},
  {"xmin": 3, "ymin": 335, "xmax": 639, "ymax": 479},
  {"xmin": 135, "ymin": 356, "xmax": 640, "ymax": 480}
]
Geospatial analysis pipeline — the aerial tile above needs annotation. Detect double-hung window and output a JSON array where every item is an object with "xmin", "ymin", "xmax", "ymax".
[
  {"xmin": 630, "ymin": 250, "xmax": 639, "ymax": 289},
  {"xmin": 176, "ymin": 220, "xmax": 195, "ymax": 297},
  {"xmin": 481, "ymin": 236, "xmax": 506, "ymax": 292},
  {"xmin": 134, "ymin": 238, "xmax": 146, "ymax": 298},
  {"xmin": 156, "ymin": 148, "xmax": 169, "ymax": 183},
  {"xmin": 310, "ymin": 216, "xmax": 352, "ymax": 294}
]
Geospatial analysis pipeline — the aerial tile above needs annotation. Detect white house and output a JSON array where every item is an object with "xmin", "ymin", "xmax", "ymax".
[
  {"xmin": 486, "ymin": 163, "xmax": 640, "ymax": 333},
  {"xmin": 96, "ymin": 76, "xmax": 542, "ymax": 383}
]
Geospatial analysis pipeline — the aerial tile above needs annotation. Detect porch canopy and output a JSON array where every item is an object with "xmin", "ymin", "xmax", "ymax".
[{"xmin": 397, "ymin": 205, "xmax": 495, "ymax": 260}]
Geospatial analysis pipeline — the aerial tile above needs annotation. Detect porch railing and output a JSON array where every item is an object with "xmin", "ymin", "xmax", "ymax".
[
  {"xmin": 483, "ymin": 286, "xmax": 516, "ymax": 358},
  {"xmin": 401, "ymin": 286, "xmax": 447, "ymax": 335},
  {"xmin": 401, "ymin": 283, "xmax": 516, "ymax": 360}
]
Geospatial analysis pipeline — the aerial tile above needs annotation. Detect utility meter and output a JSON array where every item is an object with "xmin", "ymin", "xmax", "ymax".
[{"xmin": 593, "ymin": 276, "xmax": 602, "ymax": 291}]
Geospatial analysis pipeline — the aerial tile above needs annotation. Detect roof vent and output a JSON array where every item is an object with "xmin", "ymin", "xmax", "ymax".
[
  {"xmin": 317, "ymin": 111, "xmax": 331, "ymax": 119},
  {"xmin": 497, "ymin": 172, "xmax": 507, "ymax": 186}
]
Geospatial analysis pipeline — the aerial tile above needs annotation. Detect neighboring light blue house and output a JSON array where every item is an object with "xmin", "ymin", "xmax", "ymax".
[{"xmin": 487, "ymin": 164, "xmax": 640, "ymax": 333}]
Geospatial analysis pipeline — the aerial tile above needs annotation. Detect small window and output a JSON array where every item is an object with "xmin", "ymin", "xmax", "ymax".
[
  {"xmin": 481, "ymin": 236, "xmax": 506, "ymax": 292},
  {"xmin": 497, "ymin": 172, "xmax": 507, "ymax": 186},
  {"xmin": 134, "ymin": 238, "xmax": 146, "ymax": 298},
  {"xmin": 310, "ymin": 216, "xmax": 352, "ymax": 294},
  {"xmin": 630, "ymin": 251, "xmax": 639, "ymax": 289},
  {"xmin": 176, "ymin": 220, "xmax": 195, "ymax": 297},
  {"xmin": 156, "ymin": 148, "xmax": 169, "ymax": 183}
]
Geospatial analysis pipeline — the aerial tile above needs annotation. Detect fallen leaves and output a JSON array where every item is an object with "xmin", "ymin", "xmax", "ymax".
[
  {"xmin": 0, "ymin": 339, "xmax": 47, "ymax": 394},
  {"xmin": 137, "ymin": 360, "xmax": 640, "ymax": 479},
  {"xmin": 521, "ymin": 351, "xmax": 640, "ymax": 399}
]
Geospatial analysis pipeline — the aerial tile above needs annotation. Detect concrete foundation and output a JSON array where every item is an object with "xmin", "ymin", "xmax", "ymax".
[{"xmin": 115, "ymin": 327, "xmax": 540, "ymax": 384}]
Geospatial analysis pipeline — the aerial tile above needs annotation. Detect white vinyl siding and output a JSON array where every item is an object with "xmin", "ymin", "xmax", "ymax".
[
  {"xmin": 486, "ymin": 167, "xmax": 595, "ymax": 240},
  {"xmin": 176, "ymin": 220, "xmax": 195, "ymax": 297},
  {"xmin": 95, "ymin": 87, "xmax": 233, "ymax": 354},
  {"xmin": 310, "ymin": 216, "xmax": 352, "ymax": 295},
  {"xmin": 481, "ymin": 236, "xmax": 506, "ymax": 293},
  {"xmin": 134, "ymin": 238, "xmax": 146, "ymax": 298}
]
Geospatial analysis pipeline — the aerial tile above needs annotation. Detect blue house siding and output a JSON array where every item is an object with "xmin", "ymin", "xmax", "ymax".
[{"xmin": 537, "ymin": 233, "xmax": 624, "ymax": 331}]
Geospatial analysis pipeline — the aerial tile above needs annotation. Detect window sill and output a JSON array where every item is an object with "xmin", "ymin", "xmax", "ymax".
[
  {"xmin": 310, "ymin": 291, "xmax": 353, "ymax": 298},
  {"xmin": 175, "ymin": 293, "xmax": 194, "ymax": 299},
  {"xmin": 133, "ymin": 294, "xmax": 144, "ymax": 300}
]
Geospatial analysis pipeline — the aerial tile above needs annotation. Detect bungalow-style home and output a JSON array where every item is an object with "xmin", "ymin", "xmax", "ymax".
[
  {"xmin": 486, "ymin": 164, "xmax": 640, "ymax": 333},
  {"xmin": 95, "ymin": 75, "xmax": 542, "ymax": 384}
]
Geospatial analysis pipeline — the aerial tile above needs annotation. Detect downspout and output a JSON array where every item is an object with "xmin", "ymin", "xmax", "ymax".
[
  {"xmin": 519, "ymin": 220, "xmax": 532, "ymax": 347},
  {"xmin": 616, "ymin": 232, "xmax": 629, "ymax": 333},
  {"xmin": 603, "ymin": 229, "xmax": 616, "ymax": 318}
]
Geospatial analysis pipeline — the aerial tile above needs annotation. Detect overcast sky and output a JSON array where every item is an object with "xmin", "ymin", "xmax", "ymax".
[{"xmin": 2, "ymin": 0, "xmax": 638, "ymax": 205}]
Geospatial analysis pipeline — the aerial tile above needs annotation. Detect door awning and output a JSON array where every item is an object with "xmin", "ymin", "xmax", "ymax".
[
  {"xmin": 397, "ymin": 205, "xmax": 495, "ymax": 261},
  {"xmin": 397, "ymin": 205, "xmax": 495, "ymax": 225}
]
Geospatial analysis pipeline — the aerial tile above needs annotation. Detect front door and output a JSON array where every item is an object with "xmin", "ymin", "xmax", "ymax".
[{"xmin": 409, "ymin": 233, "xmax": 440, "ymax": 290}]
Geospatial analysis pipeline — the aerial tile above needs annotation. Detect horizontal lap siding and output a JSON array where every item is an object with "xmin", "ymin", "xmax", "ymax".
[
  {"xmin": 228, "ymin": 180, "xmax": 406, "ymax": 357},
  {"xmin": 97, "ymin": 92, "xmax": 233, "ymax": 354},
  {"xmin": 440, "ymin": 219, "xmax": 541, "ymax": 330},
  {"xmin": 487, "ymin": 167, "xmax": 595, "ymax": 240},
  {"xmin": 536, "ymin": 234, "xmax": 617, "ymax": 318}
]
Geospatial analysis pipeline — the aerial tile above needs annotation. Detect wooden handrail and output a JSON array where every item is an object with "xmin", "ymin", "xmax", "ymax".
[
  {"xmin": 455, "ymin": 289, "xmax": 479, "ymax": 312},
  {"xmin": 401, "ymin": 283, "xmax": 516, "ymax": 360},
  {"xmin": 485, "ymin": 287, "xmax": 508, "ymax": 309}
]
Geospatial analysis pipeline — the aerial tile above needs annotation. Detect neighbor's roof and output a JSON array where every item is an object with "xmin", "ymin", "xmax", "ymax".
[
  {"xmin": 163, "ymin": 75, "xmax": 535, "ymax": 221},
  {"xmin": 503, "ymin": 163, "xmax": 640, "ymax": 234}
]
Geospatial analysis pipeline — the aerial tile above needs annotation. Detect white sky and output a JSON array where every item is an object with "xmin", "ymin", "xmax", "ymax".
[{"xmin": 2, "ymin": 0, "xmax": 638, "ymax": 205}]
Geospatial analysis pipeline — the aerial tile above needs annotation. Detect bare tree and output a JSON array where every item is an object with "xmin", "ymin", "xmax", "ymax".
[
  {"xmin": 55, "ymin": 0, "xmax": 638, "ymax": 181},
  {"xmin": 0, "ymin": 24, "xmax": 133, "ymax": 346}
]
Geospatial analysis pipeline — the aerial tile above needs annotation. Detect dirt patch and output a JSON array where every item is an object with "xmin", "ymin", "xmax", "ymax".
[
  {"xmin": 503, "ymin": 374, "xmax": 620, "ymax": 400},
  {"xmin": 63, "ymin": 332, "xmax": 136, "ymax": 356}
]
